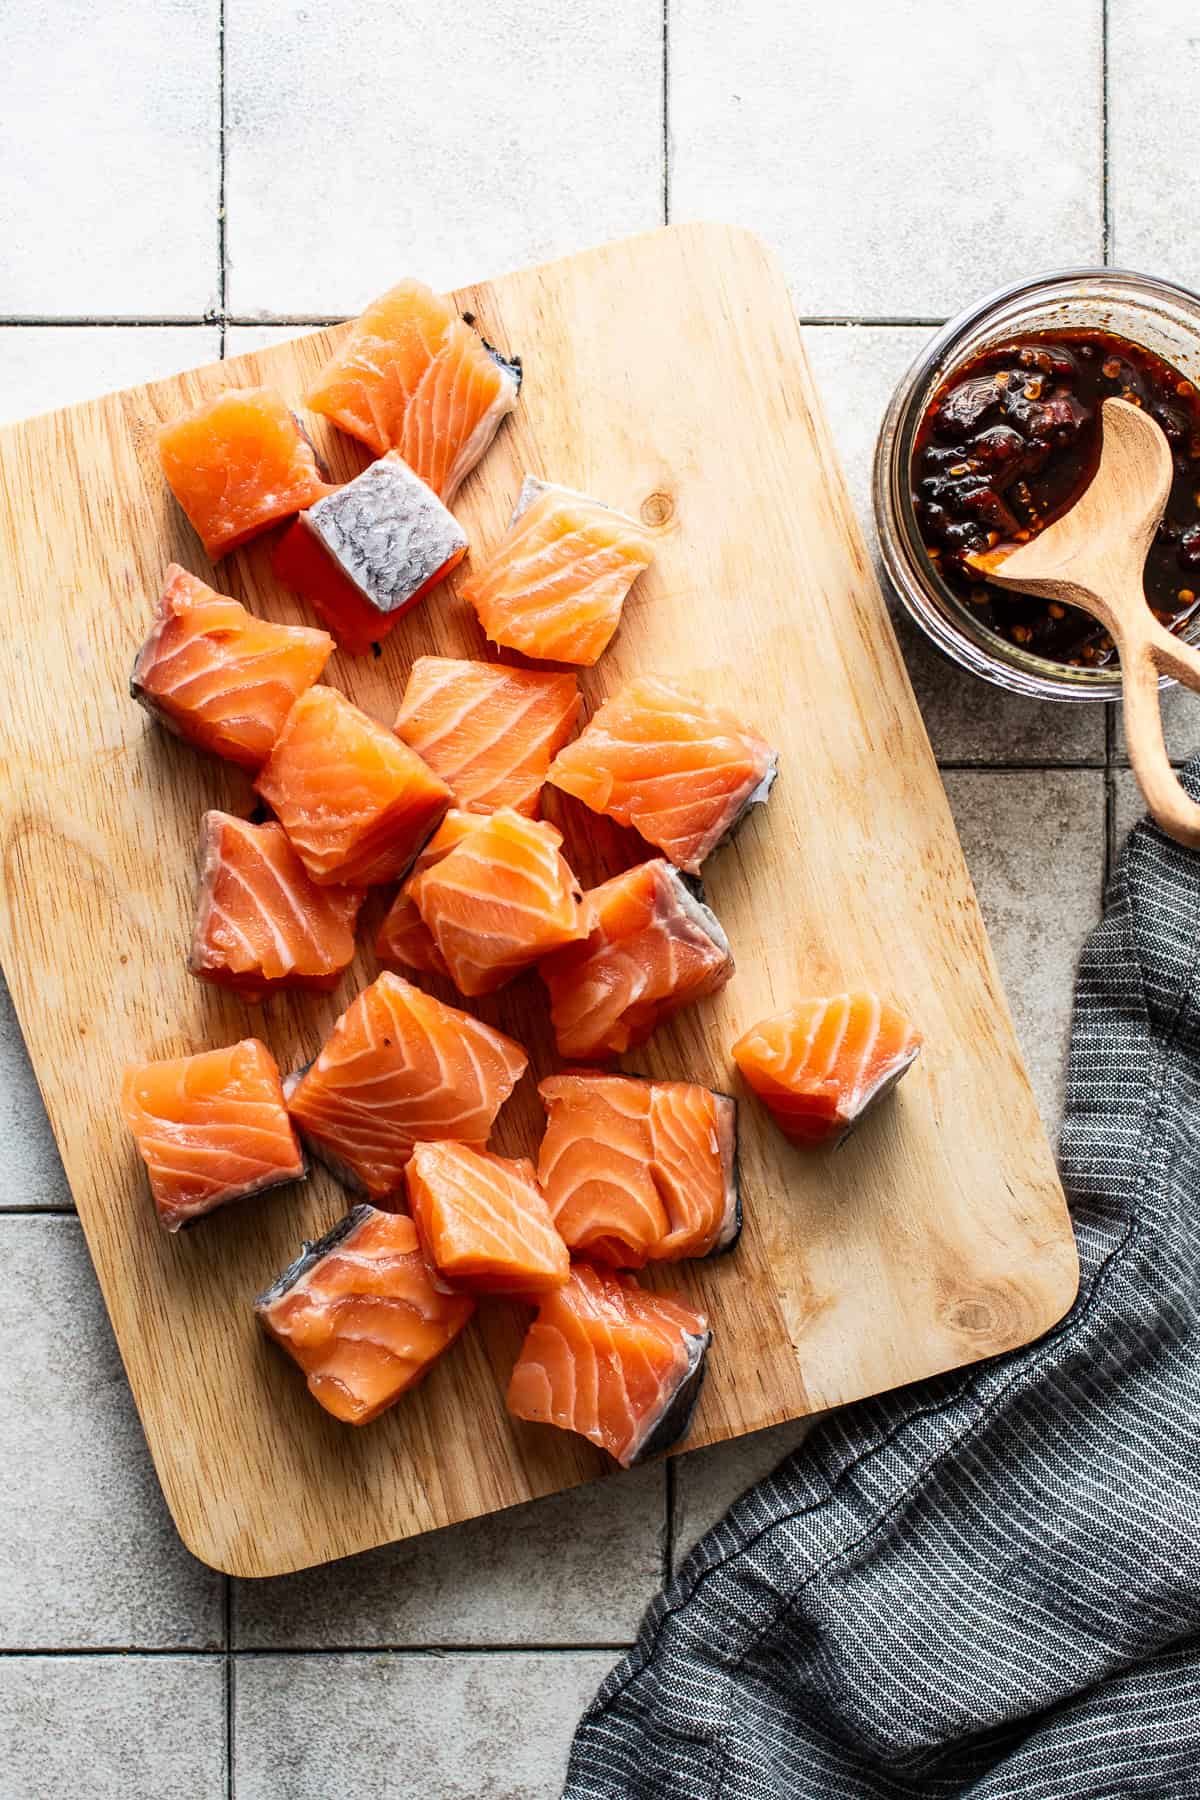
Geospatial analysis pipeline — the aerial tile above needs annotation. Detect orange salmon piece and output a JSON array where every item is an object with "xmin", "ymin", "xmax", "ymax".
[
  {"xmin": 189, "ymin": 812, "xmax": 363, "ymax": 1000},
  {"xmin": 121, "ymin": 1038, "xmax": 305, "ymax": 1233},
  {"xmin": 375, "ymin": 810, "xmax": 490, "ymax": 978},
  {"xmin": 407, "ymin": 808, "xmax": 586, "ymax": 998},
  {"xmin": 158, "ymin": 386, "xmax": 330, "ymax": 559},
  {"xmin": 731, "ymin": 992, "xmax": 922, "ymax": 1148},
  {"xmin": 393, "ymin": 656, "xmax": 582, "ymax": 817},
  {"xmin": 256, "ymin": 1206, "xmax": 475, "ymax": 1425},
  {"xmin": 548, "ymin": 675, "xmax": 778, "ymax": 875},
  {"xmin": 305, "ymin": 279, "xmax": 520, "ymax": 500},
  {"xmin": 130, "ymin": 564, "xmax": 332, "ymax": 770},
  {"xmin": 255, "ymin": 685, "xmax": 451, "ymax": 887},
  {"xmin": 285, "ymin": 973, "xmax": 528, "ymax": 1201},
  {"xmin": 537, "ymin": 1073, "xmax": 739, "ymax": 1267},
  {"xmin": 506, "ymin": 1262, "xmax": 711, "ymax": 1467},
  {"xmin": 406, "ymin": 1141, "xmax": 569, "ymax": 1297},
  {"xmin": 461, "ymin": 478, "xmax": 655, "ymax": 666},
  {"xmin": 538, "ymin": 858, "xmax": 733, "ymax": 1061}
]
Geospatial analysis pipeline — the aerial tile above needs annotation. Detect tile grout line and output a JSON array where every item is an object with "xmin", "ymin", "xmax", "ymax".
[
  {"xmin": 224, "ymin": 1581, "xmax": 234, "ymax": 1800},
  {"xmin": 937, "ymin": 759, "xmax": 1107, "ymax": 773},
  {"xmin": 0, "ymin": 317, "xmax": 226, "ymax": 329},
  {"xmin": 798, "ymin": 316, "xmax": 948, "ymax": 329},
  {"xmin": 0, "ymin": 315, "xmax": 941, "ymax": 331},
  {"xmin": 1101, "ymin": 0, "xmax": 1111, "ymax": 261},
  {"xmin": 1, "ymin": 1205, "xmax": 77, "ymax": 1215},
  {"xmin": 0, "ymin": 1647, "xmax": 222, "ymax": 1659},
  {"xmin": 217, "ymin": 0, "xmax": 228, "ymax": 353},
  {"xmin": 662, "ymin": 0, "xmax": 670, "ymax": 224}
]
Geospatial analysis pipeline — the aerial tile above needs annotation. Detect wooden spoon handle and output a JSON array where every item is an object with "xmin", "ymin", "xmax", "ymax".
[
  {"xmin": 1147, "ymin": 617, "xmax": 1200, "ymax": 694},
  {"xmin": 1118, "ymin": 616, "xmax": 1200, "ymax": 847}
]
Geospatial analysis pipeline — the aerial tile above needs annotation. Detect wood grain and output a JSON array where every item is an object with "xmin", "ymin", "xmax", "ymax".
[{"xmin": 0, "ymin": 225, "xmax": 1078, "ymax": 1577}]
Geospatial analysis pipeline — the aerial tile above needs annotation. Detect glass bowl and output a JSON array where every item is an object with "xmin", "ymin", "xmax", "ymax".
[{"xmin": 872, "ymin": 267, "xmax": 1200, "ymax": 702}]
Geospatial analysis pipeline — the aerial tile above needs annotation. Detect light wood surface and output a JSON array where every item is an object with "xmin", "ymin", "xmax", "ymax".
[
  {"xmin": 0, "ymin": 224, "xmax": 1078, "ymax": 1578},
  {"xmin": 980, "ymin": 396, "xmax": 1200, "ymax": 847}
]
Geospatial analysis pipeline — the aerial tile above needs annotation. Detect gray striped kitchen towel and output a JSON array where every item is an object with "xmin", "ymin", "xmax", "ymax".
[{"xmin": 563, "ymin": 767, "xmax": 1200, "ymax": 1799}]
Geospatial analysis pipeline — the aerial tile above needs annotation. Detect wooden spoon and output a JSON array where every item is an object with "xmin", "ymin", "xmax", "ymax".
[{"xmin": 972, "ymin": 396, "xmax": 1200, "ymax": 847}]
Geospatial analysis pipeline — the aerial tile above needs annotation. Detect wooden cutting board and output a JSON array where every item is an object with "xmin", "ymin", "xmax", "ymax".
[{"xmin": 0, "ymin": 224, "xmax": 1077, "ymax": 1578}]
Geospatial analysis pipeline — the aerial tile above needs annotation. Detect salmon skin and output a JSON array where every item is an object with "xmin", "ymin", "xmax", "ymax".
[
  {"xmin": 537, "ymin": 1073, "xmax": 739, "ymax": 1267},
  {"xmin": 130, "ymin": 564, "xmax": 332, "ymax": 770},
  {"xmin": 461, "ymin": 475, "xmax": 656, "ymax": 666},
  {"xmin": 284, "ymin": 972, "xmax": 528, "ymax": 1201},
  {"xmin": 405, "ymin": 1141, "xmax": 569, "ymax": 1296},
  {"xmin": 548, "ymin": 675, "xmax": 778, "ymax": 875},
  {"xmin": 731, "ymin": 992, "xmax": 922, "ymax": 1148},
  {"xmin": 375, "ymin": 810, "xmax": 490, "ymax": 978},
  {"xmin": 273, "ymin": 454, "xmax": 467, "ymax": 656},
  {"xmin": 158, "ymin": 386, "xmax": 330, "ymax": 559},
  {"xmin": 255, "ymin": 1204, "xmax": 475, "ymax": 1425},
  {"xmin": 305, "ymin": 279, "xmax": 520, "ymax": 500},
  {"xmin": 507, "ymin": 473, "xmax": 575, "ymax": 522},
  {"xmin": 189, "ymin": 811, "xmax": 363, "ymax": 1000},
  {"xmin": 407, "ymin": 807, "xmax": 586, "ymax": 998},
  {"xmin": 255, "ymin": 685, "xmax": 452, "ymax": 887},
  {"xmin": 393, "ymin": 656, "xmax": 582, "ymax": 818},
  {"xmin": 506, "ymin": 1262, "xmax": 711, "ymax": 1467},
  {"xmin": 121, "ymin": 1038, "xmax": 306, "ymax": 1232},
  {"xmin": 538, "ymin": 859, "xmax": 733, "ymax": 1061}
]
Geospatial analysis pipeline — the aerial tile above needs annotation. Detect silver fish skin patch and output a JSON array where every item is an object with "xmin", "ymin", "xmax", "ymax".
[
  {"xmin": 507, "ymin": 472, "xmax": 641, "ymax": 529},
  {"xmin": 508, "ymin": 474, "xmax": 592, "ymax": 525},
  {"xmin": 305, "ymin": 453, "xmax": 467, "ymax": 615}
]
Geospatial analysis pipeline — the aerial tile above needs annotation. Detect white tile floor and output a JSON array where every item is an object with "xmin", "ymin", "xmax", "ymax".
[
  {"xmin": 670, "ymin": 0, "xmax": 1103, "ymax": 318},
  {"xmin": 224, "ymin": 0, "xmax": 664, "ymax": 315},
  {"xmin": 2, "ymin": 3, "xmax": 1197, "ymax": 1795}
]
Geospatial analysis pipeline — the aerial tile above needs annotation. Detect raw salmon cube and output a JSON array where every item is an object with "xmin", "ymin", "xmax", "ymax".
[
  {"xmin": 256, "ymin": 1205, "xmax": 475, "ymax": 1425},
  {"xmin": 255, "ymin": 685, "xmax": 451, "ymax": 887},
  {"xmin": 731, "ymin": 993, "xmax": 922, "ymax": 1148},
  {"xmin": 121, "ymin": 1038, "xmax": 305, "ymax": 1232},
  {"xmin": 189, "ymin": 812, "xmax": 363, "ymax": 1000},
  {"xmin": 461, "ymin": 475, "xmax": 656, "ymax": 666},
  {"xmin": 538, "ymin": 859, "xmax": 733, "ymax": 1060},
  {"xmin": 407, "ymin": 808, "xmax": 586, "ymax": 997},
  {"xmin": 406, "ymin": 1141, "xmax": 569, "ymax": 1296},
  {"xmin": 547, "ymin": 675, "xmax": 778, "ymax": 874},
  {"xmin": 393, "ymin": 656, "xmax": 581, "ymax": 817},
  {"xmin": 305, "ymin": 278, "xmax": 521, "ymax": 499},
  {"xmin": 537, "ymin": 1073, "xmax": 740, "ymax": 1267},
  {"xmin": 507, "ymin": 1262, "xmax": 711, "ymax": 1467},
  {"xmin": 130, "ymin": 564, "xmax": 333, "ymax": 770},
  {"xmin": 158, "ymin": 386, "xmax": 330, "ymax": 560},
  {"xmin": 375, "ymin": 810, "xmax": 491, "ymax": 978},
  {"xmin": 274, "ymin": 454, "xmax": 467, "ymax": 656},
  {"xmin": 284, "ymin": 973, "xmax": 528, "ymax": 1202}
]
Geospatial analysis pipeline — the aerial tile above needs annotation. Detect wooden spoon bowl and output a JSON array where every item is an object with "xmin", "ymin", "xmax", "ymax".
[{"xmin": 972, "ymin": 397, "xmax": 1200, "ymax": 847}]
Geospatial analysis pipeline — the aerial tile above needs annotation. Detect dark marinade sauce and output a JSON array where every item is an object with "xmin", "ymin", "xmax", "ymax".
[{"xmin": 912, "ymin": 329, "xmax": 1200, "ymax": 666}]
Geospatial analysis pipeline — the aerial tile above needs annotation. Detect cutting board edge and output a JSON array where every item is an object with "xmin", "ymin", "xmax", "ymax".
[
  {"xmin": 0, "ymin": 223, "xmax": 773, "ymax": 452},
  {"xmin": 186, "ymin": 1231, "xmax": 1082, "ymax": 1579}
]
